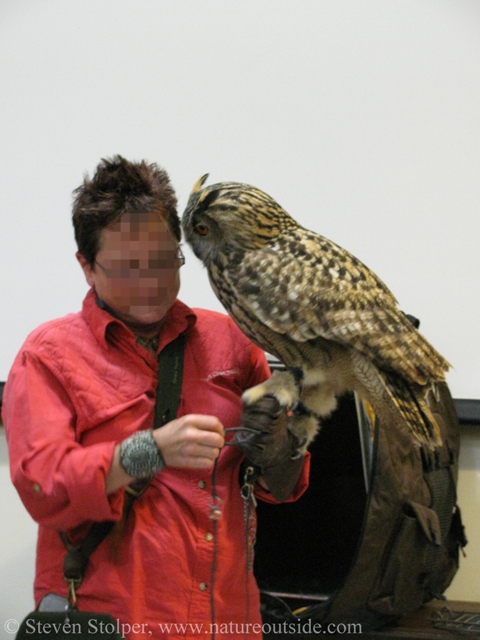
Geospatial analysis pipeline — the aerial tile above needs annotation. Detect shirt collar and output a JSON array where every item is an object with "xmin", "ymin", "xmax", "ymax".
[{"xmin": 81, "ymin": 288, "xmax": 197, "ymax": 351}]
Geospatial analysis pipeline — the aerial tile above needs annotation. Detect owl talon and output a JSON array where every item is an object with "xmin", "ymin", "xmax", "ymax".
[
  {"xmin": 290, "ymin": 436, "xmax": 308, "ymax": 459},
  {"xmin": 265, "ymin": 395, "xmax": 286, "ymax": 419},
  {"xmin": 242, "ymin": 370, "xmax": 300, "ymax": 410},
  {"xmin": 287, "ymin": 413, "xmax": 321, "ymax": 452}
]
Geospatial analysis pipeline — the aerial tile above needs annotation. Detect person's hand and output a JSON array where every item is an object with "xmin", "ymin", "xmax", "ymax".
[{"xmin": 153, "ymin": 414, "xmax": 225, "ymax": 469}]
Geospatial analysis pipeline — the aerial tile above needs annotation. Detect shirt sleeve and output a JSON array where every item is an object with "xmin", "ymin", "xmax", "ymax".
[
  {"xmin": 240, "ymin": 338, "xmax": 272, "ymax": 390},
  {"xmin": 3, "ymin": 350, "xmax": 125, "ymax": 530},
  {"xmin": 213, "ymin": 314, "xmax": 269, "ymax": 391}
]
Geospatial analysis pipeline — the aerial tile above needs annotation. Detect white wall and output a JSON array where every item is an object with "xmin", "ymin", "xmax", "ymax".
[
  {"xmin": 1, "ymin": 0, "xmax": 480, "ymax": 632},
  {"xmin": 0, "ymin": 0, "xmax": 479, "ymax": 398}
]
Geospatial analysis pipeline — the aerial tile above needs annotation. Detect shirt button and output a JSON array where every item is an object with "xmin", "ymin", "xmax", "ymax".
[
  {"xmin": 198, "ymin": 480, "xmax": 206, "ymax": 489},
  {"xmin": 205, "ymin": 533, "xmax": 213, "ymax": 542},
  {"xmin": 199, "ymin": 582, "xmax": 208, "ymax": 591}
]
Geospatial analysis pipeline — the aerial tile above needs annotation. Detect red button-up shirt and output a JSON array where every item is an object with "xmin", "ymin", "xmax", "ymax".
[{"xmin": 3, "ymin": 289, "xmax": 309, "ymax": 639}]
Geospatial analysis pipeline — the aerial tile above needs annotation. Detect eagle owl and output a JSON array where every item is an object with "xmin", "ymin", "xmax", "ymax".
[{"xmin": 182, "ymin": 175, "xmax": 450, "ymax": 450}]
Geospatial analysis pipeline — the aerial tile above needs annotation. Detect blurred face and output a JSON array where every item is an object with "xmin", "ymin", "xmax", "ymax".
[{"xmin": 77, "ymin": 211, "xmax": 182, "ymax": 331}]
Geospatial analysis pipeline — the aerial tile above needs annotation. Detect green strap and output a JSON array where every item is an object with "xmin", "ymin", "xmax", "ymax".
[{"xmin": 154, "ymin": 333, "xmax": 186, "ymax": 428}]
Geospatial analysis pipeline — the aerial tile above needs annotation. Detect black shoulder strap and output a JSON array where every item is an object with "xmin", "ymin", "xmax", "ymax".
[
  {"xmin": 61, "ymin": 332, "xmax": 186, "ymax": 589},
  {"xmin": 154, "ymin": 333, "xmax": 186, "ymax": 428}
]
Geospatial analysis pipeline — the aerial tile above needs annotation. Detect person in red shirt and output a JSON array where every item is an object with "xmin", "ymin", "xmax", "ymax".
[{"xmin": 3, "ymin": 156, "xmax": 309, "ymax": 640}]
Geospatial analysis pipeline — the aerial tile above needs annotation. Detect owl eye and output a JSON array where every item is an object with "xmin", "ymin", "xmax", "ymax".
[{"xmin": 195, "ymin": 223, "xmax": 209, "ymax": 236}]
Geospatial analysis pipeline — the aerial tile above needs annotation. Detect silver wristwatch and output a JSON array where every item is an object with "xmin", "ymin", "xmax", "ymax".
[{"xmin": 119, "ymin": 429, "xmax": 165, "ymax": 479}]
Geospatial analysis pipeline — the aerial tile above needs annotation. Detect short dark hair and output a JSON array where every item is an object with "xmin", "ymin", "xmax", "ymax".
[{"xmin": 72, "ymin": 155, "xmax": 180, "ymax": 265}]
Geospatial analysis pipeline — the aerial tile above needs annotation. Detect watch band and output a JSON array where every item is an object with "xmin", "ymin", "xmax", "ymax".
[{"xmin": 119, "ymin": 429, "xmax": 165, "ymax": 479}]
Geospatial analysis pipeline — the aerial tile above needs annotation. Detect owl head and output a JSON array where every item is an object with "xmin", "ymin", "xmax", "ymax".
[{"xmin": 182, "ymin": 174, "xmax": 296, "ymax": 266}]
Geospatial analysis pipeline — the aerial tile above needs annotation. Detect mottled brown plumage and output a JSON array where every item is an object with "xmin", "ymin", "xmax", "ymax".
[{"xmin": 182, "ymin": 175, "xmax": 450, "ymax": 449}]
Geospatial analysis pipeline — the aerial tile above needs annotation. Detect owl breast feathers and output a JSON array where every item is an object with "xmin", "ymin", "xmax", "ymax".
[{"xmin": 182, "ymin": 174, "xmax": 451, "ymax": 449}]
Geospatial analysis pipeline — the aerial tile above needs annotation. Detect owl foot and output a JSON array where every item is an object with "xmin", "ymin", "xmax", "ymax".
[
  {"xmin": 287, "ymin": 406, "xmax": 320, "ymax": 453},
  {"xmin": 242, "ymin": 370, "xmax": 300, "ymax": 409},
  {"xmin": 242, "ymin": 370, "xmax": 320, "ymax": 453}
]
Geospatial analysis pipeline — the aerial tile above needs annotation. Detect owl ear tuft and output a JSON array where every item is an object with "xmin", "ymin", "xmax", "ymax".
[
  {"xmin": 191, "ymin": 174, "xmax": 209, "ymax": 194},
  {"xmin": 197, "ymin": 187, "xmax": 220, "ymax": 211}
]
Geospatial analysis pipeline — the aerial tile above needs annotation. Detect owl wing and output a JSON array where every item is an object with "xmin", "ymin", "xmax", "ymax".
[{"xmin": 231, "ymin": 227, "xmax": 449, "ymax": 385}]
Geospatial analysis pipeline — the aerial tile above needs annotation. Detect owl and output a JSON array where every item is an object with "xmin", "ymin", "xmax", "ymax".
[{"xmin": 182, "ymin": 175, "xmax": 450, "ymax": 450}]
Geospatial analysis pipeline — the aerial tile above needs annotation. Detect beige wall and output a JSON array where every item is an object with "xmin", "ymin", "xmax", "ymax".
[{"xmin": 445, "ymin": 429, "xmax": 480, "ymax": 602}]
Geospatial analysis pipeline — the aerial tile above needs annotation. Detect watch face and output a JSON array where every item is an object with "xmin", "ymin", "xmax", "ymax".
[{"xmin": 128, "ymin": 446, "xmax": 152, "ymax": 465}]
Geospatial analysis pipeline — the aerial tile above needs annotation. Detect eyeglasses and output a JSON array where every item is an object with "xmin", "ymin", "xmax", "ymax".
[{"xmin": 95, "ymin": 247, "xmax": 185, "ymax": 279}]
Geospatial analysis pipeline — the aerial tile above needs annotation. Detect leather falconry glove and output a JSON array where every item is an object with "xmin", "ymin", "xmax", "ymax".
[{"xmin": 235, "ymin": 395, "xmax": 305, "ymax": 502}]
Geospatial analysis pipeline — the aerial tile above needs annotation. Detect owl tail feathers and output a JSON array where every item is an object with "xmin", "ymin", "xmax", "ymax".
[
  {"xmin": 350, "ymin": 351, "xmax": 442, "ymax": 449},
  {"xmin": 382, "ymin": 373, "xmax": 443, "ymax": 449}
]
